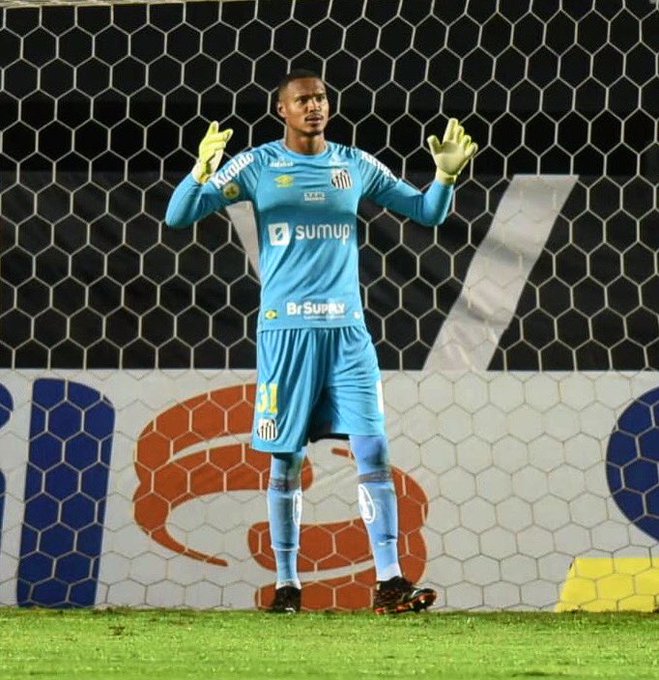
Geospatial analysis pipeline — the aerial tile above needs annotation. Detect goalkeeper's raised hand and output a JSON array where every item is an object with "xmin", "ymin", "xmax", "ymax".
[
  {"xmin": 427, "ymin": 118, "xmax": 478, "ymax": 185},
  {"xmin": 192, "ymin": 121, "xmax": 234, "ymax": 184}
]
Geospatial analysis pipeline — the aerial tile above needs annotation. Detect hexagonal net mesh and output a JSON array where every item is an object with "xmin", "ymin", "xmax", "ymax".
[
  {"xmin": 1, "ymin": 0, "xmax": 656, "ymax": 371},
  {"xmin": 1, "ymin": 1, "xmax": 659, "ymax": 613}
]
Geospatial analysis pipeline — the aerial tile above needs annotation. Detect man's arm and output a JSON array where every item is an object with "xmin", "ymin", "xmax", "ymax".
[
  {"xmin": 165, "ymin": 174, "xmax": 224, "ymax": 229},
  {"xmin": 364, "ymin": 118, "xmax": 477, "ymax": 227},
  {"xmin": 164, "ymin": 121, "xmax": 234, "ymax": 229}
]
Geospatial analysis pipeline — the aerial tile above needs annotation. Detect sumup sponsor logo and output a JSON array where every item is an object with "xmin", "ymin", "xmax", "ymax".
[
  {"xmin": 295, "ymin": 223, "xmax": 351, "ymax": 244},
  {"xmin": 268, "ymin": 222, "xmax": 291, "ymax": 246},
  {"xmin": 286, "ymin": 300, "xmax": 347, "ymax": 318},
  {"xmin": 268, "ymin": 222, "xmax": 352, "ymax": 246}
]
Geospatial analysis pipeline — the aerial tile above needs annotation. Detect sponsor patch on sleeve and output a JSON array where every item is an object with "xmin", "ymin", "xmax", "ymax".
[{"xmin": 222, "ymin": 182, "xmax": 240, "ymax": 200}]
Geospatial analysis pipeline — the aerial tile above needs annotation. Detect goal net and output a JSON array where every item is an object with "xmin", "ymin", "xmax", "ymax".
[{"xmin": 0, "ymin": 0, "xmax": 657, "ymax": 611}]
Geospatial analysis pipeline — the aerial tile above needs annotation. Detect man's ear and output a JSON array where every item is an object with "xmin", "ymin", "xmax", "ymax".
[{"xmin": 276, "ymin": 101, "xmax": 285, "ymax": 119}]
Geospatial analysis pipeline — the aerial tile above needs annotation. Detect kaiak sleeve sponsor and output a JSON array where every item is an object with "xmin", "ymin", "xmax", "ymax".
[{"xmin": 211, "ymin": 153, "xmax": 255, "ymax": 189}]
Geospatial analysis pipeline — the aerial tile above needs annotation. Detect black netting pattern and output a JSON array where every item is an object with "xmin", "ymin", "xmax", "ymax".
[{"xmin": 1, "ymin": 0, "xmax": 657, "ymax": 370}]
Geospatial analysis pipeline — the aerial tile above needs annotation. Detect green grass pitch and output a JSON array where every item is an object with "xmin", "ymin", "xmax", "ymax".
[{"xmin": 0, "ymin": 609, "xmax": 657, "ymax": 679}]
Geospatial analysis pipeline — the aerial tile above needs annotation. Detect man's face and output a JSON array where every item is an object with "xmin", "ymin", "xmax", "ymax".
[{"xmin": 277, "ymin": 77, "xmax": 329, "ymax": 137}]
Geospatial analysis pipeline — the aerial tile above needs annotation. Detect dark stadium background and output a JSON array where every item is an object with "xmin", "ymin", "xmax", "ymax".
[{"xmin": 1, "ymin": 0, "xmax": 657, "ymax": 371}]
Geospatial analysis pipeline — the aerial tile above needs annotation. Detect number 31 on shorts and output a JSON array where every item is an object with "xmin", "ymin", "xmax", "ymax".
[{"xmin": 256, "ymin": 382, "xmax": 278, "ymax": 415}]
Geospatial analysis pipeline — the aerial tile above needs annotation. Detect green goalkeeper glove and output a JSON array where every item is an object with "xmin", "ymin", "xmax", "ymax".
[
  {"xmin": 427, "ymin": 118, "xmax": 478, "ymax": 185},
  {"xmin": 192, "ymin": 121, "xmax": 234, "ymax": 184}
]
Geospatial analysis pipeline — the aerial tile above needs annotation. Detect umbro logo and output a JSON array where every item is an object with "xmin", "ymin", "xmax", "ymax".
[{"xmin": 275, "ymin": 174, "xmax": 294, "ymax": 188}]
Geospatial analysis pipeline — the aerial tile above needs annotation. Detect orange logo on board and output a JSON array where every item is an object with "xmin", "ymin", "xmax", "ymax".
[{"xmin": 133, "ymin": 383, "xmax": 429, "ymax": 611}]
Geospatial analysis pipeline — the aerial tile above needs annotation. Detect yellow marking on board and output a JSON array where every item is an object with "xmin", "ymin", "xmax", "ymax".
[{"xmin": 556, "ymin": 557, "xmax": 659, "ymax": 612}]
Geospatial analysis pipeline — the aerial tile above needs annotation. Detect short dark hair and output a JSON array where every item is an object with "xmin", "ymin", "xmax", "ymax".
[{"xmin": 277, "ymin": 69, "xmax": 324, "ymax": 98}]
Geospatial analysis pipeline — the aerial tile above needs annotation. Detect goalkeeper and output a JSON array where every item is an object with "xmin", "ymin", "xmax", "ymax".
[{"xmin": 166, "ymin": 69, "xmax": 477, "ymax": 614}]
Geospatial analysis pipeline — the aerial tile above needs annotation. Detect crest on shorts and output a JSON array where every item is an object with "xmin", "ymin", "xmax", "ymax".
[{"xmin": 257, "ymin": 417, "xmax": 278, "ymax": 441}]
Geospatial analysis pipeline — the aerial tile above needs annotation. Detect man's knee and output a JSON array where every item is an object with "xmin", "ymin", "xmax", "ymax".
[
  {"xmin": 269, "ymin": 448, "xmax": 306, "ymax": 489},
  {"xmin": 350, "ymin": 434, "xmax": 390, "ymax": 478}
]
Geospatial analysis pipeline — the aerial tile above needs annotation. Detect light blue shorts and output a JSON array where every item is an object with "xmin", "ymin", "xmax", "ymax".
[{"xmin": 251, "ymin": 326, "xmax": 385, "ymax": 453}]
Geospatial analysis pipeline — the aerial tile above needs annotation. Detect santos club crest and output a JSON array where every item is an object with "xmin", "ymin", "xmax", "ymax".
[{"xmin": 331, "ymin": 168, "xmax": 353, "ymax": 189}]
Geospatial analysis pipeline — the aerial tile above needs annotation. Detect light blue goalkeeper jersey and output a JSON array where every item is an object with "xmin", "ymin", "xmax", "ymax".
[{"xmin": 166, "ymin": 140, "xmax": 454, "ymax": 330}]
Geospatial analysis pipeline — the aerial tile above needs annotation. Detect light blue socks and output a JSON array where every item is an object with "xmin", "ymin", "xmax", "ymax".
[
  {"xmin": 350, "ymin": 434, "xmax": 402, "ymax": 582},
  {"xmin": 268, "ymin": 437, "xmax": 402, "ymax": 588},
  {"xmin": 267, "ymin": 448, "xmax": 306, "ymax": 590}
]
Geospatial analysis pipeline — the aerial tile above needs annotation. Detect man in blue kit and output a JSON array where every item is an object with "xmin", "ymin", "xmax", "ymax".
[{"xmin": 166, "ymin": 69, "xmax": 477, "ymax": 614}]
